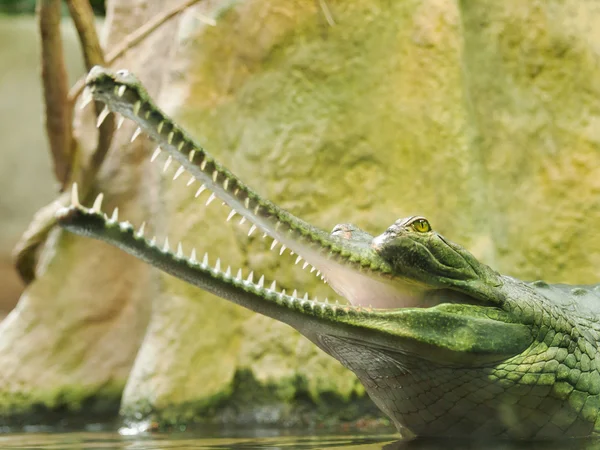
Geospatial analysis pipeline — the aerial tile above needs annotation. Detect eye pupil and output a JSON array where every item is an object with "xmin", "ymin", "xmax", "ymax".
[{"xmin": 411, "ymin": 218, "xmax": 430, "ymax": 233}]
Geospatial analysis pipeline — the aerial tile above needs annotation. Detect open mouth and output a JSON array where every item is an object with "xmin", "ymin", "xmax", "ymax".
[{"xmin": 56, "ymin": 66, "xmax": 441, "ymax": 313}]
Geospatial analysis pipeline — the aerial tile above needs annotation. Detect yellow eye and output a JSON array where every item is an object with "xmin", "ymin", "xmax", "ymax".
[{"xmin": 411, "ymin": 218, "xmax": 431, "ymax": 233}]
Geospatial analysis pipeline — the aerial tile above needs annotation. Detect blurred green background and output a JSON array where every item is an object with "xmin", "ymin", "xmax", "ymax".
[{"xmin": 0, "ymin": 0, "xmax": 105, "ymax": 15}]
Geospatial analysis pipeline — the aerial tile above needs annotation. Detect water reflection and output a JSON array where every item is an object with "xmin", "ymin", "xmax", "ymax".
[
  {"xmin": 385, "ymin": 437, "xmax": 600, "ymax": 450},
  {"xmin": 1, "ymin": 432, "xmax": 600, "ymax": 449}
]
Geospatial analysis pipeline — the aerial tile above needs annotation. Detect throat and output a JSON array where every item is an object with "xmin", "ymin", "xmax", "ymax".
[{"xmin": 317, "ymin": 261, "xmax": 434, "ymax": 309}]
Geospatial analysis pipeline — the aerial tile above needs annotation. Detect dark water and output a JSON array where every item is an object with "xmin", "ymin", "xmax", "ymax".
[{"xmin": 2, "ymin": 430, "xmax": 600, "ymax": 450}]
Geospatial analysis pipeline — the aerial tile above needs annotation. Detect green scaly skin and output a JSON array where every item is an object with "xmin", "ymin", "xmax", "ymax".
[{"xmin": 56, "ymin": 66, "xmax": 600, "ymax": 439}]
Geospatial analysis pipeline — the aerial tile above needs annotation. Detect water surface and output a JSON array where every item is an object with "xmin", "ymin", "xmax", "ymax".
[{"xmin": 2, "ymin": 430, "xmax": 600, "ymax": 450}]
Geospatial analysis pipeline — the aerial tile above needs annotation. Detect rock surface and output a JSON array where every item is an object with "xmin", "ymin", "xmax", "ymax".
[{"xmin": 3, "ymin": 0, "xmax": 600, "ymax": 429}]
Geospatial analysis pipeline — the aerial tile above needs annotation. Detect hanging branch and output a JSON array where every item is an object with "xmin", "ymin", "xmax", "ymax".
[
  {"xmin": 66, "ymin": 0, "xmax": 114, "ymax": 180},
  {"xmin": 38, "ymin": 0, "xmax": 73, "ymax": 189}
]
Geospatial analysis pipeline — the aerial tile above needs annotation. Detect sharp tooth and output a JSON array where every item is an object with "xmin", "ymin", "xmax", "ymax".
[
  {"xmin": 96, "ymin": 105, "xmax": 110, "ymax": 127},
  {"xmin": 71, "ymin": 183, "xmax": 80, "ymax": 206},
  {"xmin": 202, "ymin": 252, "xmax": 209, "ymax": 267},
  {"xmin": 316, "ymin": 271, "xmax": 321, "ymax": 277},
  {"xmin": 226, "ymin": 266, "xmax": 232, "ymax": 277},
  {"xmin": 150, "ymin": 147, "xmax": 161, "ymax": 162},
  {"xmin": 133, "ymin": 101, "xmax": 141, "ymax": 116},
  {"xmin": 292, "ymin": 289, "xmax": 298, "ymax": 298},
  {"xmin": 295, "ymin": 256, "xmax": 302, "ymax": 265},
  {"xmin": 253, "ymin": 205, "xmax": 260, "ymax": 215},
  {"xmin": 236, "ymin": 268, "xmax": 243, "ymax": 280},
  {"xmin": 223, "ymin": 178, "xmax": 229, "ymax": 190},
  {"xmin": 117, "ymin": 115, "xmax": 125, "ymax": 129},
  {"xmin": 190, "ymin": 248, "xmax": 197, "ymax": 263},
  {"xmin": 269, "ymin": 280, "xmax": 277, "ymax": 291},
  {"xmin": 117, "ymin": 85, "xmax": 126, "ymax": 97},
  {"xmin": 150, "ymin": 236, "xmax": 156, "ymax": 246},
  {"xmin": 258, "ymin": 275, "xmax": 265, "ymax": 288},
  {"xmin": 162, "ymin": 237, "xmax": 170, "ymax": 252},
  {"xmin": 303, "ymin": 293, "xmax": 309, "ymax": 301},
  {"xmin": 80, "ymin": 87, "xmax": 93, "ymax": 109},
  {"xmin": 212, "ymin": 171, "xmax": 218, "ymax": 182},
  {"xmin": 325, "ymin": 297, "xmax": 329, "ymax": 304},
  {"xmin": 110, "ymin": 207, "xmax": 119, "ymax": 222},
  {"xmin": 227, "ymin": 210, "xmax": 236, "ymax": 222},
  {"xmin": 270, "ymin": 239, "xmax": 278, "ymax": 250},
  {"xmin": 310, "ymin": 266, "xmax": 316, "ymax": 273},
  {"xmin": 157, "ymin": 121, "xmax": 164, "ymax": 133},
  {"xmin": 247, "ymin": 271, "xmax": 254, "ymax": 283},
  {"xmin": 262, "ymin": 233, "xmax": 267, "ymax": 239},
  {"xmin": 302, "ymin": 262, "xmax": 309, "ymax": 270},
  {"xmin": 163, "ymin": 155, "xmax": 172, "ymax": 172},
  {"xmin": 248, "ymin": 224, "xmax": 256, "ymax": 236},
  {"xmin": 195, "ymin": 185, "xmax": 206, "ymax": 198},
  {"xmin": 200, "ymin": 160, "xmax": 207, "ymax": 171},
  {"xmin": 92, "ymin": 192, "xmax": 104, "ymax": 212},
  {"xmin": 188, "ymin": 150, "xmax": 195, "ymax": 162},
  {"xmin": 205, "ymin": 193, "xmax": 216, "ymax": 206},
  {"xmin": 279, "ymin": 245, "xmax": 286, "ymax": 256},
  {"xmin": 186, "ymin": 176, "xmax": 195, "ymax": 186},
  {"xmin": 136, "ymin": 221, "xmax": 146, "ymax": 237},
  {"xmin": 275, "ymin": 221, "xmax": 282, "ymax": 231},
  {"xmin": 215, "ymin": 257, "xmax": 221, "ymax": 272},
  {"xmin": 167, "ymin": 131, "xmax": 174, "ymax": 144},
  {"xmin": 244, "ymin": 198, "xmax": 250, "ymax": 209},
  {"xmin": 130, "ymin": 127, "xmax": 142, "ymax": 142},
  {"xmin": 173, "ymin": 166, "xmax": 185, "ymax": 180},
  {"xmin": 176, "ymin": 242, "xmax": 183, "ymax": 258},
  {"xmin": 239, "ymin": 217, "xmax": 246, "ymax": 225}
]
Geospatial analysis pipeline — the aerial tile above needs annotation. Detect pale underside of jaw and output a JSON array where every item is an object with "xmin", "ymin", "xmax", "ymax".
[{"xmin": 76, "ymin": 72, "xmax": 430, "ymax": 310}]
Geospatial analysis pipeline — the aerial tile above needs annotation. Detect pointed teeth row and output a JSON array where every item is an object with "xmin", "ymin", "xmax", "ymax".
[
  {"xmin": 67, "ymin": 186, "xmax": 324, "ymax": 301},
  {"xmin": 138, "ymin": 132, "xmax": 291, "ymax": 258},
  {"xmin": 148, "ymin": 245, "xmax": 325, "ymax": 302},
  {"xmin": 88, "ymin": 97, "xmax": 325, "ymax": 285}
]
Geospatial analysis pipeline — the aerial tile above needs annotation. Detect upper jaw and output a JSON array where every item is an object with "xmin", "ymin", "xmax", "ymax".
[{"xmin": 82, "ymin": 66, "xmax": 405, "ymax": 307}]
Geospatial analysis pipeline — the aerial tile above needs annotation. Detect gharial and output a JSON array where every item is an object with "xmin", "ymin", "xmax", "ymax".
[{"xmin": 56, "ymin": 66, "xmax": 600, "ymax": 440}]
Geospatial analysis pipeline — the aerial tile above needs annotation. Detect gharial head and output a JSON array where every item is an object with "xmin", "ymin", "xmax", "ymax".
[
  {"xmin": 369, "ymin": 216, "xmax": 504, "ymax": 306},
  {"xmin": 322, "ymin": 215, "xmax": 505, "ymax": 310}
]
